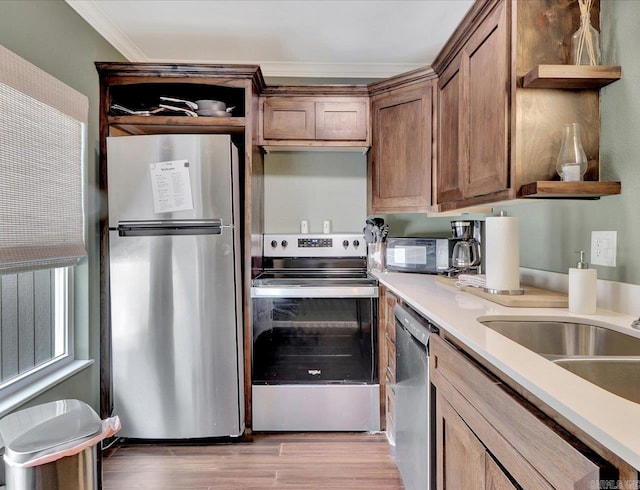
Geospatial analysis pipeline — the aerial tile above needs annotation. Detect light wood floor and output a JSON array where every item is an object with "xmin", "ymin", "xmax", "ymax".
[{"xmin": 102, "ymin": 432, "xmax": 404, "ymax": 489}]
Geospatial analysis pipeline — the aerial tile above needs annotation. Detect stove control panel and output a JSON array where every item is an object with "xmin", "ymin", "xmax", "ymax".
[
  {"xmin": 264, "ymin": 234, "xmax": 366, "ymax": 258},
  {"xmin": 298, "ymin": 238, "xmax": 332, "ymax": 248}
]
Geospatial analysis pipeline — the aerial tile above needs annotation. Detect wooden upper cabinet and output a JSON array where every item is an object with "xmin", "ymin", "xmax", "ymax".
[
  {"xmin": 436, "ymin": 0, "xmax": 509, "ymax": 207},
  {"xmin": 260, "ymin": 94, "xmax": 369, "ymax": 147},
  {"xmin": 315, "ymin": 101, "xmax": 368, "ymax": 140},
  {"xmin": 437, "ymin": 58, "xmax": 464, "ymax": 204},
  {"xmin": 432, "ymin": 0, "xmax": 620, "ymax": 210},
  {"xmin": 369, "ymin": 79, "xmax": 434, "ymax": 214},
  {"xmin": 263, "ymin": 99, "xmax": 315, "ymax": 140},
  {"xmin": 464, "ymin": 0, "xmax": 509, "ymax": 198}
]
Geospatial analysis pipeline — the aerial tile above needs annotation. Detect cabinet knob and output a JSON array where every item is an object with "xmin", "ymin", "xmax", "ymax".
[
  {"xmin": 353, "ymin": 240, "xmax": 360, "ymax": 247},
  {"xmin": 343, "ymin": 240, "xmax": 349, "ymax": 248},
  {"xmin": 281, "ymin": 240, "xmax": 288, "ymax": 248},
  {"xmin": 270, "ymin": 240, "xmax": 278, "ymax": 248}
]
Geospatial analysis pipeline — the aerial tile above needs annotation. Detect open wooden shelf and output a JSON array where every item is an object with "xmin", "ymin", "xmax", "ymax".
[
  {"xmin": 522, "ymin": 65, "xmax": 621, "ymax": 89},
  {"xmin": 107, "ymin": 115, "xmax": 245, "ymax": 135},
  {"xmin": 518, "ymin": 181, "xmax": 621, "ymax": 199}
]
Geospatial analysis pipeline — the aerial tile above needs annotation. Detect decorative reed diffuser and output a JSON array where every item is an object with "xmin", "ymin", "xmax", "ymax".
[{"xmin": 571, "ymin": 0, "xmax": 601, "ymax": 66}]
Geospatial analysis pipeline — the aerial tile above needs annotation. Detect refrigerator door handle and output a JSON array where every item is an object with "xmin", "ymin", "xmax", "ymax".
[{"xmin": 116, "ymin": 219, "xmax": 227, "ymax": 237}]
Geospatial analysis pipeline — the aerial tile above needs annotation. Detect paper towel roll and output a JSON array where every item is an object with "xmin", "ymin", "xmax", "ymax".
[{"xmin": 485, "ymin": 216, "xmax": 520, "ymax": 291}]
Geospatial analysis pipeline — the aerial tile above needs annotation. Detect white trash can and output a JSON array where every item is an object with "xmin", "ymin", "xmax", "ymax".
[{"xmin": 0, "ymin": 399, "xmax": 118, "ymax": 490}]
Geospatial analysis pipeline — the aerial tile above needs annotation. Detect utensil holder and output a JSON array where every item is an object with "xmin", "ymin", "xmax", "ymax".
[{"xmin": 367, "ymin": 243, "xmax": 386, "ymax": 272}]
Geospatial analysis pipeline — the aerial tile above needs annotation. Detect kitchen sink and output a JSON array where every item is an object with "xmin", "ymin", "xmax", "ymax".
[
  {"xmin": 552, "ymin": 358, "xmax": 640, "ymax": 404},
  {"xmin": 480, "ymin": 318, "xmax": 640, "ymax": 404},
  {"xmin": 479, "ymin": 319, "xmax": 640, "ymax": 358}
]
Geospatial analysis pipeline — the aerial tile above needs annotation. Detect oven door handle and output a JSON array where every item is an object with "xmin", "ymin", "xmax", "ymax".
[{"xmin": 251, "ymin": 286, "xmax": 379, "ymax": 298}]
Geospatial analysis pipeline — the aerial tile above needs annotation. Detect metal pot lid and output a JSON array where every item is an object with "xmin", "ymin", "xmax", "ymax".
[{"xmin": 0, "ymin": 399, "xmax": 102, "ymax": 464}]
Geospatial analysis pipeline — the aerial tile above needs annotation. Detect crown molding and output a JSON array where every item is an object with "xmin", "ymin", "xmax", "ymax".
[
  {"xmin": 65, "ymin": 0, "xmax": 148, "ymax": 61},
  {"xmin": 144, "ymin": 58, "xmax": 423, "ymax": 79},
  {"xmin": 67, "ymin": 1, "xmax": 424, "ymax": 79}
]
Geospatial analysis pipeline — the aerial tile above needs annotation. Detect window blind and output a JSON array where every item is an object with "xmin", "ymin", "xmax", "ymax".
[{"xmin": 0, "ymin": 45, "xmax": 88, "ymax": 273}]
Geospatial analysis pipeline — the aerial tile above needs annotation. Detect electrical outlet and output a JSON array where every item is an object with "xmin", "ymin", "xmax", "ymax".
[{"xmin": 591, "ymin": 231, "xmax": 617, "ymax": 267}]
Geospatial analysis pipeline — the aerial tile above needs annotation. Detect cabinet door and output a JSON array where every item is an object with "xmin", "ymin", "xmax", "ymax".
[
  {"xmin": 486, "ymin": 455, "xmax": 519, "ymax": 490},
  {"xmin": 263, "ymin": 98, "xmax": 315, "ymax": 140},
  {"xmin": 436, "ymin": 392, "xmax": 486, "ymax": 490},
  {"xmin": 463, "ymin": 1, "xmax": 509, "ymax": 198},
  {"xmin": 370, "ymin": 81, "xmax": 433, "ymax": 213},
  {"xmin": 431, "ymin": 334, "xmax": 608, "ymax": 489},
  {"xmin": 316, "ymin": 100, "xmax": 368, "ymax": 141},
  {"xmin": 437, "ymin": 56, "xmax": 464, "ymax": 203}
]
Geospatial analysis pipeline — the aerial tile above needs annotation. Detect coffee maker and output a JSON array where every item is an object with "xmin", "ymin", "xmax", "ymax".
[{"xmin": 448, "ymin": 220, "xmax": 484, "ymax": 275}]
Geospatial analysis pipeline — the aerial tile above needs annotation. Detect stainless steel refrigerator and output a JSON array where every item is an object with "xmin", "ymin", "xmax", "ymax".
[{"xmin": 107, "ymin": 134, "xmax": 244, "ymax": 439}]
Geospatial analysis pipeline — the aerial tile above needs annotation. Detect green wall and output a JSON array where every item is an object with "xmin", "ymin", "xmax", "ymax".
[
  {"xmin": 0, "ymin": 1, "xmax": 125, "ymax": 411},
  {"xmin": 493, "ymin": 0, "xmax": 639, "ymax": 284},
  {"xmin": 264, "ymin": 152, "xmax": 367, "ymax": 233},
  {"xmin": 380, "ymin": 1, "xmax": 640, "ymax": 285}
]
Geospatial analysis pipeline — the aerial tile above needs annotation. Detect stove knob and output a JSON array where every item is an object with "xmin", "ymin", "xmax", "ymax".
[
  {"xmin": 353, "ymin": 240, "xmax": 360, "ymax": 248},
  {"xmin": 281, "ymin": 240, "xmax": 288, "ymax": 248},
  {"xmin": 343, "ymin": 240, "xmax": 349, "ymax": 248},
  {"xmin": 270, "ymin": 240, "xmax": 278, "ymax": 248}
]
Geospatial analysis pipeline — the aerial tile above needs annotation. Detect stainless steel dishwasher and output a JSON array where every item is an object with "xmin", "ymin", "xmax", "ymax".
[{"xmin": 394, "ymin": 303, "xmax": 439, "ymax": 490}]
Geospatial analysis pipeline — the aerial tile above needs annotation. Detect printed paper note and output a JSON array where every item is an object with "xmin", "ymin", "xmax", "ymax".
[{"xmin": 149, "ymin": 160, "xmax": 194, "ymax": 214}]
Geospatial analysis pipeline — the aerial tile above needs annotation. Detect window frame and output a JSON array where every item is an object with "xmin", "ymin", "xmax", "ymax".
[{"xmin": 0, "ymin": 267, "xmax": 92, "ymax": 418}]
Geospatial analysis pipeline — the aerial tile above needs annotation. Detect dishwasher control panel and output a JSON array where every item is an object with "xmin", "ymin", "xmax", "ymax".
[{"xmin": 394, "ymin": 303, "xmax": 439, "ymax": 348}]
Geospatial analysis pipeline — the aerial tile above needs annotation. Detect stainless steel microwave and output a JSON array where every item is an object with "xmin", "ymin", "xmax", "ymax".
[{"xmin": 385, "ymin": 237, "xmax": 451, "ymax": 274}]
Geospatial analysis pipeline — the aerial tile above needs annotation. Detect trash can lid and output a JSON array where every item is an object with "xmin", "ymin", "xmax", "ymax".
[{"xmin": 0, "ymin": 399, "xmax": 102, "ymax": 464}]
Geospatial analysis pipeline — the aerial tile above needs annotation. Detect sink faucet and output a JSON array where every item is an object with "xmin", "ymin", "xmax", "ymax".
[{"xmin": 632, "ymin": 318, "xmax": 640, "ymax": 329}]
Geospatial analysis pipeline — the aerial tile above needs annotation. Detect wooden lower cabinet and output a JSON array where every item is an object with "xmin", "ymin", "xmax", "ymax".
[
  {"xmin": 379, "ymin": 286, "xmax": 398, "ymax": 441},
  {"xmin": 437, "ymin": 393, "xmax": 519, "ymax": 489},
  {"xmin": 486, "ymin": 454, "xmax": 519, "ymax": 490},
  {"xmin": 430, "ymin": 334, "xmax": 618, "ymax": 489},
  {"xmin": 437, "ymin": 393, "xmax": 487, "ymax": 490}
]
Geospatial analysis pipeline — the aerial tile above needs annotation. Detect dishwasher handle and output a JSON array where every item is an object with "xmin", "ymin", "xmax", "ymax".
[{"xmin": 394, "ymin": 303, "xmax": 439, "ymax": 349}]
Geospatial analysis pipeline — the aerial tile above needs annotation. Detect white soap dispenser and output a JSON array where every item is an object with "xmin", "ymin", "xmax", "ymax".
[{"xmin": 568, "ymin": 251, "xmax": 597, "ymax": 314}]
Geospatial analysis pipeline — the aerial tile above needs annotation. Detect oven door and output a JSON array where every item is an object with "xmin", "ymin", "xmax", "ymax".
[
  {"xmin": 251, "ymin": 286, "xmax": 378, "ymax": 385},
  {"xmin": 251, "ymin": 285, "xmax": 380, "ymax": 431}
]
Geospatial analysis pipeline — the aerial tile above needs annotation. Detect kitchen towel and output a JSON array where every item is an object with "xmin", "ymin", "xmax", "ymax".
[
  {"xmin": 455, "ymin": 273, "xmax": 487, "ymax": 289},
  {"xmin": 485, "ymin": 215, "xmax": 521, "ymax": 292}
]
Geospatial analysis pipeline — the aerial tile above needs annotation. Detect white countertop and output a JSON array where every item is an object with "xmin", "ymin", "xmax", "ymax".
[{"xmin": 373, "ymin": 270, "xmax": 640, "ymax": 470}]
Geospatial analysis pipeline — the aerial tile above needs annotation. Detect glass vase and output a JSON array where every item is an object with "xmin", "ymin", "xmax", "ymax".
[
  {"xmin": 556, "ymin": 123, "xmax": 588, "ymax": 182},
  {"xmin": 571, "ymin": 15, "xmax": 601, "ymax": 65}
]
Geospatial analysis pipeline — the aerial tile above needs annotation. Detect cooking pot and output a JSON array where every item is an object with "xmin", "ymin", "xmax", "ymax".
[
  {"xmin": 160, "ymin": 97, "xmax": 234, "ymax": 116},
  {"xmin": 195, "ymin": 100, "xmax": 235, "ymax": 117}
]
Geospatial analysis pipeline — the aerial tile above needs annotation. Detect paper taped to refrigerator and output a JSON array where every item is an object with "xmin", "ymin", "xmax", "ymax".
[{"xmin": 149, "ymin": 160, "xmax": 194, "ymax": 213}]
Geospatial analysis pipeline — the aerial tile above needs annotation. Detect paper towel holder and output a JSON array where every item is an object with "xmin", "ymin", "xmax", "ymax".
[{"xmin": 483, "ymin": 210, "xmax": 525, "ymax": 295}]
